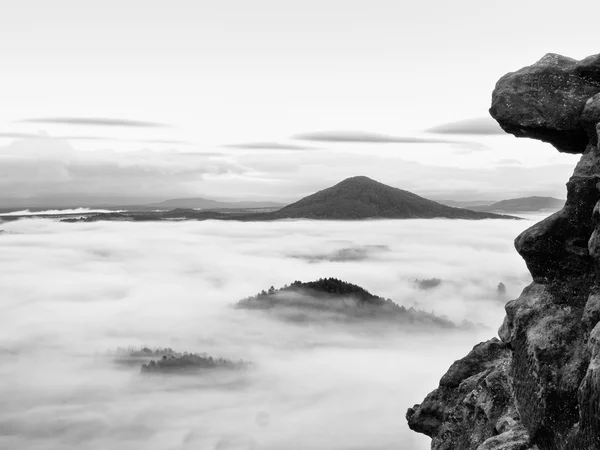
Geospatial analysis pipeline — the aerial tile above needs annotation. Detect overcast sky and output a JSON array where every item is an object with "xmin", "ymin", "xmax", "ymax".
[{"xmin": 1, "ymin": 0, "xmax": 598, "ymax": 205}]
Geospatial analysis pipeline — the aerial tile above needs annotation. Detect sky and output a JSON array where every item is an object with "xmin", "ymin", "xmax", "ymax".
[
  {"xmin": 1, "ymin": 0, "xmax": 599, "ymax": 205},
  {"xmin": 0, "ymin": 216, "xmax": 538, "ymax": 450}
]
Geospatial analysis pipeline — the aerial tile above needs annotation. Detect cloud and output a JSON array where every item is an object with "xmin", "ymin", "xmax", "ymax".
[
  {"xmin": 0, "ymin": 134, "xmax": 577, "ymax": 206},
  {"xmin": 497, "ymin": 158, "xmax": 523, "ymax": 165},
  {"xmin": 426, "ymin": 117, "xmax": 506, "ymax": 135},
  {"xmin": 0, "ymin": 133, "xmax": 191, "ymax": 145},
  {"xmin": 0, "ymin": 216, "xmax": 536, "ymax": 449},
  {"xmin": 63, "ymin": 136, "xmax": 192, "ymax": 145},
  {"xmin": 293, "ymin": 130, "xmax": 458, "ymax": 144},
  {"xmin": 144, "ymin": 139, "xmax": 190, "ymax": 145},
  {"xmin": 230, "ymin": 149, "xmax": 575, "ymax": 202},
  {"xmin": 0, "ymin": 138, "xmax": 249, "ymax": 206},
  {"xmin": 290, "ymin": 244, "xmax": 391, "ymax": 263},
  {"xmin": 0, "ymin": 208, "xmax": 125, "ymax": 216},
  {"xmin": 0, "ymin": 132, "xmax": 49, "ymax": 139},
  {"xmin": 18, "ymin": 117, "xmax": 171, "ymax": 128},
  {"xmin": 174, "ymin": 151, "xmax": 227, "ymax": 157},
  {"xmin": 224, "ymin": 142, "xmax": 317, "ymax": 151},
  {"xmin": 451, "ymin": 142, "xmax": 491, "ymax": 154},
  {"xmin": 0, "ymin": 133, "xmax": 193, "ymax": 145}
]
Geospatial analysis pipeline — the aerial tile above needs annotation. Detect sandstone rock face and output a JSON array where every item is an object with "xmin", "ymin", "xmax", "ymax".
[
  {"xmin": 407, "ymin": 52, "xmax": 600, "ymax": 450},
  {"xmin": 406, "ymin": 339, "xmax": 535, "ymax": 450},
  {"xmin": 490, "ymin": 53, "xmax": 600, "ymax": 153}
]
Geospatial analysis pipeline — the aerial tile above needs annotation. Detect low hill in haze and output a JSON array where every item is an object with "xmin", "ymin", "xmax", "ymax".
[
  {"xmin": 111, "ymin": 347, "xmax": 253, "ymax": 375},
  {"xmin": 141, "ymin": 353, "xmax": 251, "ymax": 374},
  {"xmin": 270, "ymin": 176, "xmax": 517, "ymax": 220},
  {"xmin": 466, "ymin": 196, "xmax": 565, "ymax": 213},
  {"xmin": 436, "ymin": 199, "xmax": 495, "ymax": 208}
]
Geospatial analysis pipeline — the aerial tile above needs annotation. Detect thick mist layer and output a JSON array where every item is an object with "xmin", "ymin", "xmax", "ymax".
[
  {"xmin": 0, "ymin": 208, "xmax": 126, "ymax": 216},
  {"xmin": 0, "ymin": 217, "xmax": 540, "ymax": 450}
]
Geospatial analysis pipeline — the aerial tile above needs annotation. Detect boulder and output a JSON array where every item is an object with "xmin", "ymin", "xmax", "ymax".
[{"xmin": 490, "ymin": 53, "xmax": 600, "ymax": 153}]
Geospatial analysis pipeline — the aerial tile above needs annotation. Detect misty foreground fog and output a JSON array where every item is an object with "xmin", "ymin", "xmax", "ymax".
[{"xmin": 0, "ymin": 216, "xmax": 542, "ymax": 450}]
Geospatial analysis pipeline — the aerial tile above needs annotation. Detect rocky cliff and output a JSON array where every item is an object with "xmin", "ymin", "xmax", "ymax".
[{"xmin": 407, "ymin": 52, "xmax": 600, "ymax": 450}]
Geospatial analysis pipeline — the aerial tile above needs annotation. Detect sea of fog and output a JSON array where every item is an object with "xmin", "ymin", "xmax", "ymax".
[
  {"xmin": 0, "ymin": 208, "xmax": 126, "ymax": 216},
  {"xmin": 0, "ymin": 215, "xmax": 547, "ymax": 450}
]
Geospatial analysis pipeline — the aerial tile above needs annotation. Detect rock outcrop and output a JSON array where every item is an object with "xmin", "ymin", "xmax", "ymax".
[
  {"xmin": 407, "ymin": 52, "xmax": 600, "ymax": 450},
  {"xmin": 407, "ymin": 339, "xmax": 532, "ymax": 450}
]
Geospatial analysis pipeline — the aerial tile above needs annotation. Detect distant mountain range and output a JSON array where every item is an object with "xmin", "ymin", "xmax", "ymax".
[
  {"xmin": 267, "ymin": 176, "xmax": 515, "ymax": 220},
  {"xmin": 1, "ymin": 188, "xmax": 562, "ymax": 219},
  {"xmin": 48, "ymin": 176, "xmax": 519, "ymax": 222},
  {"xmin": 1, "ymin": 176, "xmax": 521, "ymax": 222},
  {"xmin": 147, "ymin": 178, "xmax": 524, "ymax": 219},
  {"xmin": 148, "ymin": 194, "xmax": 562, "ymax": 215}
]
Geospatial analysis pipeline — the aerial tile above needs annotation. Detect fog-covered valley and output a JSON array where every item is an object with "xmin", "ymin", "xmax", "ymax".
[{"xmin": 0, "ymin": 216, "xmax": 543, "ymax": 450}]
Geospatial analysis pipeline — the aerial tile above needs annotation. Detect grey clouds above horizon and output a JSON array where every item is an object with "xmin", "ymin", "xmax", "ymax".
[
  {"xmin": 0, "ymin": 134, "xmax": 577, "ymax": 205},
  {"xmin": 0, "ymin": 114, "xmax": 580, "ymax": 204}
]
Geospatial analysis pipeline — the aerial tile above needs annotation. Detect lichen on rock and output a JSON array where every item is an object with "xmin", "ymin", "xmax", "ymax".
[{"xmin": 407, "ymin": 52, "xmax": 600, "ymax": 450}]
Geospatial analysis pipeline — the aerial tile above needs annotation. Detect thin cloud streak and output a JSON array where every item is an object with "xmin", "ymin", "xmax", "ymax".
[
  {"xmin": 293, "ymin": 130, "xmax": 460, "ymax": 144},
  {"xmin": 18, "ymin": 117, "xmax": 171, "ymax": 128},
  {"xmin": 426, "ymin": 117, "xmax": 506, "ymax": 135},
  {"xmin": 65, "ymin": 136, "xmax": 192, "ymax": 145},
  {"xmin": 224, "ymin": 142, "xmax": 317, "ymax": 151},
  {"xmin": 0, "ymin": 133, "xmax": 192, "ymax": 145},
  {"xmin": 176, "ymin": 151, "xmax": 227, "ymax": 157},
  {"xmin": 0, "ymin": 132, "xmax": 48, "ymax": 139}
]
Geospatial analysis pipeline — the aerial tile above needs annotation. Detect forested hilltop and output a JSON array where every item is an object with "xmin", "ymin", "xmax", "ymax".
[
  {"xmin": 111, "ymin": 347, "xmax": 252, "ymax": 374},
  {"xmin": 236, "ymin": 277, "xmax": 477, "ymax": 329}
]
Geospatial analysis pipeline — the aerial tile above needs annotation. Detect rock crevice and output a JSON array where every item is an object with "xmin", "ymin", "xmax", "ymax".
[{"xmin": 407, "ymin": 52, "xmax": 600, "ymax": 450}]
